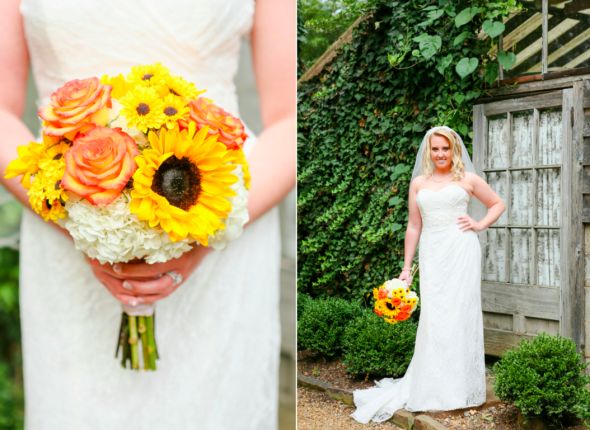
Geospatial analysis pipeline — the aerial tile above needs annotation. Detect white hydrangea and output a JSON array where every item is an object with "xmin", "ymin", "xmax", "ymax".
[
  {"xmin": 62, "ymin": 193, "xmax": 192, "ymax": 264},
  {"xmin": 208, "ymin": 165, "xmax": 249, "ymax": 250}
]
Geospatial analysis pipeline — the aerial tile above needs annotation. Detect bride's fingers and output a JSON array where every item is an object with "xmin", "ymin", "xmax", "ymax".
[
  {"xmin": 112, "ymin": 261, "xmax": 170, "ymax": 279},
  {"xmin": 87, "ymin": 258, "xmax": 161, "ymax": 281},
  {"xmin": 122, "ymin": 275, "xmax": 180, "ymax": 295}
]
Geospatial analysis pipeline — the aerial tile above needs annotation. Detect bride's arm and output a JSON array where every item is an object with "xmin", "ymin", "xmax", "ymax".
[
  {"xmin": 91, "ymin": 0, "xmax": 297, "ymax": 304},
  {"xmin": 246, "ymin": 0, "xmax": 297, "ymax": 221},
  {"xmin": 400, "ymin": 179, "xmax": 422, "ymax": 282},
  {"xmin": 0, "ymin": 0, "xmax": 33, "ymax": 207},
  {"xmin": 457, "ymin": 172, "xmax": 505, "ymax": 232}
]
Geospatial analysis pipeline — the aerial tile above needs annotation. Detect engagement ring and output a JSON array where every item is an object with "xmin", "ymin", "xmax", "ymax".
[{"xmin": 166, "ymin": 270, "xmax": 183, "ymax": 286}]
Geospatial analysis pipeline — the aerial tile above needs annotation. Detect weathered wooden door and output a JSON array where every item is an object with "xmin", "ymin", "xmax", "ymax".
[{"xmin": 473, "ymin": 84, "xmax": 585, "ymax": 356}]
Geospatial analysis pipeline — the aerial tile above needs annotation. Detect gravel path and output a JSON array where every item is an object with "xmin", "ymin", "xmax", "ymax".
[
  {"xmin": 298, "ymin": 386, "xmax": 403, "ymax": 430},
  {"xmin": 297, "ymin": 353, "xmax": 587, "ymax": 429}
]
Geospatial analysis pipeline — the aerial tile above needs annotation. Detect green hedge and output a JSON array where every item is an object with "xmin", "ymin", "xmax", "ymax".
[
  {"xmin": 0, "ymin": 247, "xmax": 23, "ymax": 429},
  {"xmin": 297, "ymin": 296, "xmax": 363, "ymax": 358},
  {"xmin": 343, "ymin": 310, "xmax": 417, "ymax": 378},
  {"xmin": 297, "ymin": 0, "xmax": 520, "ymax": 299}
]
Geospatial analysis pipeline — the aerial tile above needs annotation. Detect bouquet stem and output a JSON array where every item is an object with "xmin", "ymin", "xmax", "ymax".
[
  {"xmin": 128, "ymin": 315, "xmax": 139, "ymax": 369},
  {"xmin": 116, "ymin": 310, "xmax": 158, "ymax": 370}
]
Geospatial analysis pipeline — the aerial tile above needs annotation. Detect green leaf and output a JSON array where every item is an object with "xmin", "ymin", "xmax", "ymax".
[
  {"xmin": 387, "ymin": 52, "xmax": 406, "ymax": 67},
  {"xmin": 453, "ymin": 31, "xmax": 471, "ymax": 46},
  {"xmin": 388, "ymin": 196, "xmax": 403, "ymax": 207},
  {"xmin": 390, "ymin": 164, "xmax": 411, "ymax": 181},
  {"xmin": 455, "ymin": 7, "xmax": 479, "ymax": 27},
  {"xmin": 436, "ymin": 54, "xmax": 454, "ymax": 75},
  {"xmin": 390, "ymin": 223, "xmax": 403, "ymax": 233},
  {"xmin": 498, "ymin": 51, "xmax": 517, "ymax": 70},
  {"xmin": 455, "ymin": 57, "xmax": 479, "ymax": 79},
  {"xmin": 425, "ymin": 9, "xmax": 444, "ymax": 23},
  {"xmin": 484, "ymin": 62, "xmax": 499, "ymax": 84},
  {"xmin": 454, "ymin": 93, "xmax": 465, "ymax": 104},
  {"xmin": 412, "ymin": 34, "xmax": 441, "ymax": 60},
  {"xmin": 482, "ymin": 20, "xmax": 505, "ymax": 38}
]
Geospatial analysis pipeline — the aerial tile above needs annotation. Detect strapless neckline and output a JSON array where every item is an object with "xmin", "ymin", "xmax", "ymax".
[{"xmin": 417, "ymin": 183, "xmax": 470, "ymax": 198}]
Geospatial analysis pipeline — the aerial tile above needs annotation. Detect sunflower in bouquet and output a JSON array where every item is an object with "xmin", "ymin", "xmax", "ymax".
[
  {"xmin": 5, "ymin": 63, "xmax": 250, "ymax": 370},
  {"xmin": 373, "ymin": 265, "xmax": 419, "ymax": 324}
]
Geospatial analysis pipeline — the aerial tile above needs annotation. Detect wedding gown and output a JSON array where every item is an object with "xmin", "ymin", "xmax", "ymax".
[
  {"xmin": 352, "ymin": 184, "xmax": 486, "ymax": 423},
  {"xmin": 18, "ymin": 1, "xmax": 281, "ymax": 429}
]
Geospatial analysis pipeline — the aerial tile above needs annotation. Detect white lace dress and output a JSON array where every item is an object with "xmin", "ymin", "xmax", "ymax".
[
  {"xmin": 18, "ymin": 1, "xmax": 281, "ymax": 429},
  {"xmin": 352, "ymin": 184, "xmax": 486, "ymax": 423}
]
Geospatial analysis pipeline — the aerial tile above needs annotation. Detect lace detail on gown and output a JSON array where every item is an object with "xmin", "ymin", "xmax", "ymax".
[
  {"xmin": 18, "ymin": 1, "xmax": 281, "ymax": 429},
  {"xmin": 352, "ymin": 184, "xmax": 486, "ymax": 424}
]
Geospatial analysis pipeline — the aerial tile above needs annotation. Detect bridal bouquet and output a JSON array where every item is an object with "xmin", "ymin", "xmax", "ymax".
[
  {"xmin": 373, "ymin": 266, "xmax": 419, "ymax": 324},
  {"xmin": 4, "ymin": 63, "xmax": 250, "ymax": 370}
]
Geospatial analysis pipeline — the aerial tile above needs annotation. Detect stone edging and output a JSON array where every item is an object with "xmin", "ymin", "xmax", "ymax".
[{"xmin": 298, "ymin": 373, "xmax": 449, "ymax": 430}]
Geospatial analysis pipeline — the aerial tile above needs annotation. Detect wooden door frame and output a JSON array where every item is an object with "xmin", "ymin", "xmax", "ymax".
[{"xmin": 473, "ymin": 83, "xmax": 585, "ymax": 354}]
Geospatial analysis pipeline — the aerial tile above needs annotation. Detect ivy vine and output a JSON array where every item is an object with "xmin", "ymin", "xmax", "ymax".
[{"xmin": 298, "ymin": 0, "xmax": 521, "ymax": 299}]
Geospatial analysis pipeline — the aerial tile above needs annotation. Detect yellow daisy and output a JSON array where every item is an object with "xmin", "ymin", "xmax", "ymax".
[
  {"xmin": 4, "ymin": 141, "xmax": 45, "ymax": 189},
  {"xmin": 163, "ymin": 75, "xmax": 204, "ymax": 100},
  {"xmin": 127, "ymin": 63, "xmax": 170, "ymax": 90},
  {"xmin": 100, "ymin": 73, "xmax": 130, "ymax": 99},
  {"xmin": 161, "ymin": 94, "xmax": 189, "ymax": 129},
  {"xmin": 120, "ymin": 87, "xmax": 166, "ymax": 133},
  {"xmin": 27, "ymin": 156, "xmax": 69, "ymax": 222},
  {"xmin": 4, "ymin": 138, "xmax": 70, "ymax": 189},
  {"xmin": 130, "ymin": 123, "xmax": 239, "ymax": 244}
]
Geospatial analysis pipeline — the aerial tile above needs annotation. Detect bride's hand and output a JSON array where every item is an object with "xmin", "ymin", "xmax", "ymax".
[
  {"xmin": 457, "ymin": 215, "xmax": 483, "ymax": 232},
  {"xmin": 87, "ymin": 246, "xmax": 211, "ymax": 306},
  {"xmin": 399, "ymin": 270, "xmax": 412, "ymax": 285}
]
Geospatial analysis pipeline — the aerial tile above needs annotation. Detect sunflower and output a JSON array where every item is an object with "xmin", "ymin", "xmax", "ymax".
[
  {"xmin": 120, "ymin": 87, "xmax": 166, "ymax": 133},
  {"xmin": 130, "ymin": 123, "xmax": 239, "ymax": 244},
  {"xmin": 163, "ymin": 74, "xmax": 204, "ymax": 100},
  {"xmin": 225, "ymin": 146, "xmax": 251, "ymax": 189},
  {"xmin": 161, "ymin": 94, "xmax": 189, "ymax": 129},
  {"xmin": 27, "ymin": 156, "xmax": 69, "ymax": 221},
  {"xmin": 374, "ymin": 298, "xmax": 399, "ymax": 323}
]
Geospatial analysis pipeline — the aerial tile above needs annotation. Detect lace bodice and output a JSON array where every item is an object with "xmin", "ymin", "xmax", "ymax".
[
  {"xmin": 20, "ymin": 0, "xmax": 254, "ymax": 116},
  {"xmin": 416, "ymin": 184, "xmax": 470, "ymax": 232}
]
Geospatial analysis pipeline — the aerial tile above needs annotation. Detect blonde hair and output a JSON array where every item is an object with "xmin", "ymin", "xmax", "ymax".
[{"xmin": 421, "ymin": 129, "xmax": 465, "ymax": 180}]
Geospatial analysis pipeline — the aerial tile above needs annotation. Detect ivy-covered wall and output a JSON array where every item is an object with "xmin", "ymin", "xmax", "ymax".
[{"xmin": 297, "ymin": 0, "xmax": 520, "ymax": 299}]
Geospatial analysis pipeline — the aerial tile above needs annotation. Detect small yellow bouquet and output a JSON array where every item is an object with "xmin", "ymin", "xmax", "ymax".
[
  {"xmin": 5, "ymin": 63, "xmax": 250, "ymax": 370},
  {"xmin": 373, "ymin": 265, "xmax": 419, "ymax": 324}
]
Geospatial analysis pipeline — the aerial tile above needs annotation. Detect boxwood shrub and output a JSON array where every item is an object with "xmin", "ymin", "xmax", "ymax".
[
  {"xmin": 297, "ymin": 296, "xmax": 363, "ymax": 358},
  {"xmin": 493, "ymin": 333, "xmax": 590, "ymax": 428}
]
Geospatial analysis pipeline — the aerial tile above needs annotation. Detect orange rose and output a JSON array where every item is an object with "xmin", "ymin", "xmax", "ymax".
[
  {"xmin": 392, "ymin": 297, "xmax": 402, "ymax": 306},
  {"xmin": 374, "ymin": 309, "xmax": 383, "ymax": 317},
  {"xmin": 61, "ymin": 126, "xmax": 138, "ymax": 205},
  {"xmin": 181, "ymin": 97, "xmax": 247, "ymax": 150},
  {"xmin": 39, "ymin": 77, "xmax": 111, "ymax": 140},
  {"xmin": 377, "ymin": 288, "xmax": 388, "ymax": 300},
  {"xmin": 395, "ymin": 312, "xmax": 410, "ymax": 321},
  {"xmin": 400, "ymin": 304, "xmax": 412, "ymax": 312}
]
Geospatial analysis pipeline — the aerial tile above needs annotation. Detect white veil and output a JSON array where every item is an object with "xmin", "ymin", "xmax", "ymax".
[{"xmin": 411, "ymin": 126, "xmax": 475, "ymax": 180}]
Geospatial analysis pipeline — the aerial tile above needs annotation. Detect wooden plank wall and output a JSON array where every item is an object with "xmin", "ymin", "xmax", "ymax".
[{"xmin": 582, "ymin": 80, "xmax": 590, "ymax": 360}]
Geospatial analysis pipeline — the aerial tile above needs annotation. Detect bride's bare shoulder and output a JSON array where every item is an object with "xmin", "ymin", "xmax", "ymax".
[{"xmin": 411, "ymin": 175, "xmax": 427, "ymax": 187}]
